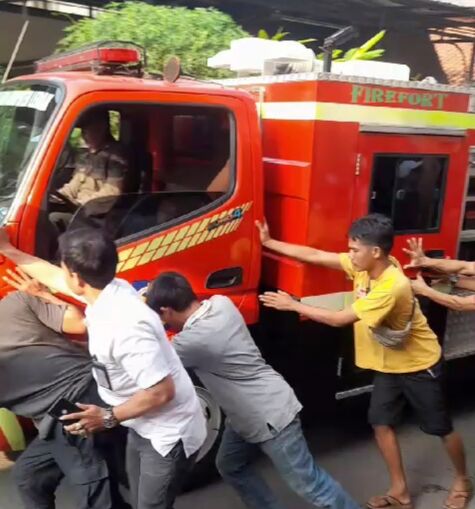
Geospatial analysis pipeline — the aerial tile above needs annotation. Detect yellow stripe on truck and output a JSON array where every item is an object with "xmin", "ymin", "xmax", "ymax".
[
  {"xmin": 259, "ymin": 101, "xmax": 475, "ymax": 129},
  {"xmin": 117, "ymin": 202, "xmax": 253, "ymax": 272}
]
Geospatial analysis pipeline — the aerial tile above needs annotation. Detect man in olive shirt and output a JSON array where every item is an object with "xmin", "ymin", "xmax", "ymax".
[
  {"xmin": 50, "ymin": 108, "xmax": 129, "ymax": 232},
  {"xmin": 146, "ymin": 272, "xmax": 361, "ymax": 509},
  {"xmin": 0, "ymin": 269, "xmax": 128, "ymax": 509},
  {"xmin": 259, "ymin": 214, "xmax": 470, "ymax": 509}
]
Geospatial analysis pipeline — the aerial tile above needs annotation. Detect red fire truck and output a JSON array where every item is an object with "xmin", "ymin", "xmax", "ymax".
[{"xmin": 0, "ymin": 42, "xmax": 474, "ymax": 479}]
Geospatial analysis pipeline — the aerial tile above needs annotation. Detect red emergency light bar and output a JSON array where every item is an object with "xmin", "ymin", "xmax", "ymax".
[{"xmin": 36, "ymin": 41, "xmax": 145, "ymax": 76}]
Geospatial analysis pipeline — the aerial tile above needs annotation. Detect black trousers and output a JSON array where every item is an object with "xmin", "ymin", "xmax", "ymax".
[
  {"xmin": 12, "ymin": 383, "xmax": 130, "ymax": 509},
  {"xmin": 126, "ymin": 430, "xmax": 197, "ymax": 509}
]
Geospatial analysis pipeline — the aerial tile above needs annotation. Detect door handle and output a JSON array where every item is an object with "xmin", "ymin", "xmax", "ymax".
[{"xmin": 206, "ymin": 267, "xmax": 243, "ymax": 289}]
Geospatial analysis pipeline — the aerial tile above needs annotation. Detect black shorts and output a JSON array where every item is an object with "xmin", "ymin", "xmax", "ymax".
[{"xmin": 368, "ymin": 359, "xmax": 453, "ymax": 437}]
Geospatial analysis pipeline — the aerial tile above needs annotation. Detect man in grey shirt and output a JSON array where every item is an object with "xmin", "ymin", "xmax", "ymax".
[
  {"xmin": 0, "ymin": 269, "xmax": 128, "ymax": 509},
  {"xmin": 146, "ymin": 272, "xmax": 361, "ymax": 509}
]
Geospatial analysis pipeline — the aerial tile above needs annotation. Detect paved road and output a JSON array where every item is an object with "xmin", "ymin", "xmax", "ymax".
[{"xmin": 2, "ymin": 390, "xmax": 475, "ymax": 509}]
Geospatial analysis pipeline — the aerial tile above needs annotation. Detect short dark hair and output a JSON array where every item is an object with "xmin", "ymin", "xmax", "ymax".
[
  {"xmin": 348, "ymin": 213, "xmax": 394, "ymax": 255},
  {"xmin": 146, "ymin": 272, "xmax": 197, "ymax": 313},
  {"xmin": 77, "ymin": 107, "xmax": 109, "ymax": 129},
  {"xmin": 58, "ymin": 228, "xmax": 118, "ymax": 289}
]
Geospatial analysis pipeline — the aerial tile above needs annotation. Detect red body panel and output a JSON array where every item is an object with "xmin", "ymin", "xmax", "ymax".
[
  {"xmin": 240, "ymin": 78, "xmax": 474, "ymax": 298},
  {"xmin": 0, "ymin": 71, "xmax": 473, "ymax": 310}
]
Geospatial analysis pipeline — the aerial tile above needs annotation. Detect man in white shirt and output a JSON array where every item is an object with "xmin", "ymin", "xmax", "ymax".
[{"xmin": 0, "ymin": 228, "xmax": 206, "ymax": 509}]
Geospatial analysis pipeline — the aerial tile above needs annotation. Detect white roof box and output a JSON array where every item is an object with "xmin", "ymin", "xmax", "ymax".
[
  {"xmin": 331, "ymin": 60, "xmax": 410, "ymax": 81},
  {"xmin": 208, "ymin": 37, "xmax": 316, "ymax": 76}
]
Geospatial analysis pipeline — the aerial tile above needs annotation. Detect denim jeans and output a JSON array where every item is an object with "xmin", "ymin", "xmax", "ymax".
[{"xmin": 216, "ymin": 416, "xmax": 361, "ymax": 509}]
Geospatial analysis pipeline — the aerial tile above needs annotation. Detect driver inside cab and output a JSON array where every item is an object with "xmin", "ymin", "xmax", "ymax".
[{"xmin": 49, "ymin": 108, "xmax": 129, "ymax": 233}]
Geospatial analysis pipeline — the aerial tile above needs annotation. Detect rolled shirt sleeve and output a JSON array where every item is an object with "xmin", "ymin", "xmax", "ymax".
[
  {"xmin": 22, "ymin": 293, "xmax": 67, "ymax": 333},
  {"xmin": 339, "ymin": 253, "xmax": 356, "ymax": 280}
]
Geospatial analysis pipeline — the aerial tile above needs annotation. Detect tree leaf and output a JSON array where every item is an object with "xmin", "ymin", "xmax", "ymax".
[
  {"xmin": 56, "ymin": 2, "xmax": 250, "ymax": 79},
  {"xmin": 298, "ymin": 38, "xmax": 317, "ymax": 45},
  {"xmin": 358, "ymin": 30, "xmax": 386, "ymax": 53},
  {"xmin": 258, "ymin": 29, "xmax": 269, "ymax": 39}
]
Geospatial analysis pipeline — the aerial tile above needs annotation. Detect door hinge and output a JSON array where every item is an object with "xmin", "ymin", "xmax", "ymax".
[{"xmin": 355, "ymin": 153, "xmax": 362, "ymax": 176}]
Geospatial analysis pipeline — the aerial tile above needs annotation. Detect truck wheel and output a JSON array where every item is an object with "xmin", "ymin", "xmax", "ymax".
[{"xmin": 183, "ymin": 384, "xmax": 224, "ymax": 491}]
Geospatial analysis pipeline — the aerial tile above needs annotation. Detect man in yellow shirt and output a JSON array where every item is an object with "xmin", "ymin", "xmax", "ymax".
[{"xmin": 258, "ymin": 214, "xmax": 470, "ymax": 509}]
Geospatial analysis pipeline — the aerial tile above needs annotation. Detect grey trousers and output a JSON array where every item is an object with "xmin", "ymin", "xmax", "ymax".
[{"xmin": 126, "ymin": 430, "xmax": 198, "ymax": 509}]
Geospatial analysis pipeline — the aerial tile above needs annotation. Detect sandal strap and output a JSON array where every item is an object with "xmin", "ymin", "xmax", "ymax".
[{"xmin": 368, "ymin": 495, "xmax": 411, "ymax": 508}]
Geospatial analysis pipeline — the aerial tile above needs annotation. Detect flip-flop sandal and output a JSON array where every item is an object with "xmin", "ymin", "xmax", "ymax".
[
  {"xmin": 443, "ymin": 488, "xmax": 473, "ymax": 509},
  {"xmin": 367, "ymin": 495, "xmax": 413, "ymax": 509}
]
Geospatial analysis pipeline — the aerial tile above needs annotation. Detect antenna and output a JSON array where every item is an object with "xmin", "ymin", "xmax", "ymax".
[{"xmin": 322, "ymin": 26, "xmax": 359, "ymax": 73}]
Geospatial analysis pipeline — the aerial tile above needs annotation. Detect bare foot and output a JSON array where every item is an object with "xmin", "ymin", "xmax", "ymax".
[{"xmin": 444, "ymin": 478, "xmax": 473, "ymax": 509}]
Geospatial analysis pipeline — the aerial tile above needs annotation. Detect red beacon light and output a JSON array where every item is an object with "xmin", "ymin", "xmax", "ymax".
[{"xmin": 36, "ymin": 41, "xmax": 145, "ymax": 76}]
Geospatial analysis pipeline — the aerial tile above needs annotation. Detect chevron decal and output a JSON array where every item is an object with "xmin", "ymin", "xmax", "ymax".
[{"xmin": 117, "ymin": 201, "xmax": 253, "ymax": 273}]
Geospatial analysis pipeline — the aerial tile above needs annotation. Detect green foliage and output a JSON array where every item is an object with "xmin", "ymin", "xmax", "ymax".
[
  {"xmin": 257, "ymin": 27, "xmax": 316, "ymax": 45},
  {"xmin": 57, "ymin": 2, "xmax": 249, "ymax": 78},
  {"xmin": 317, "ymin": 30, "xmax": 386, "ymax": 62},
  {"xmin": 258, "ymin": 27, "xmax": 289, "ymax": 41}
]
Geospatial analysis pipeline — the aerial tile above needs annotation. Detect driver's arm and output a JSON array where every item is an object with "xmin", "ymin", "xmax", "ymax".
[
  {"xmin": 76, "ymin": 149, "xmax": 128, "ymax": 205},
  {"xmin": 78, "ymin": 177, "xmax": 123, "ymax": 205},
  {"xmin": 57, "ymin": 171, "xmax": 82, "ymax": 203},
  {"xmin": 207, "ymin": 159, "xmax": 230, "ymax": 193}
]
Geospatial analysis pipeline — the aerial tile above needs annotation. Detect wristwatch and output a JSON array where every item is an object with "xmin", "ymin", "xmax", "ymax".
[{"xmin": 103, "ymin": 407, "xmax": 119, "ymax": 429}]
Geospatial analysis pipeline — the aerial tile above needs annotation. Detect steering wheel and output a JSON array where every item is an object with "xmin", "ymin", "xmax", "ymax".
[{"xmin": 49, "ymin": 190, "xmax": 77, "ymax": 211}]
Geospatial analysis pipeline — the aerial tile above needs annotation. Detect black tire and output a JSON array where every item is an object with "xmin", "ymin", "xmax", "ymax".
[{"xmin": 182, "ymin": 381, "xmax": 224, "ymax": 491}]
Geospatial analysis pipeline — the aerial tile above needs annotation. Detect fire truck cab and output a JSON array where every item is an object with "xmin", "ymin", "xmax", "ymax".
[{"xmin": 0, "ymin": 42, "xmax": 474, "ymax": 475}]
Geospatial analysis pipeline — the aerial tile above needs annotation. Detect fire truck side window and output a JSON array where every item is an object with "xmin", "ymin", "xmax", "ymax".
[
  {"xmin": 369, "ymin": 155, "xmax": 447, "ymax": 233},
  {"xmin": 51, "ymin": 104, "xmax": 234, "ymax": 246}
]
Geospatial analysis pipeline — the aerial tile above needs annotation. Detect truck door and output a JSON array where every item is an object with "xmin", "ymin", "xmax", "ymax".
[
  {"xmin": 354, "ymin": 129, "xmax": 468, "ymax": 262},
  {"xmin": 21, "ymin": 90, "xmax": 262, "ymax": 323},
  {"xmin": 337, "ymin": 127, "xmax": 469, "ymax": 396}
]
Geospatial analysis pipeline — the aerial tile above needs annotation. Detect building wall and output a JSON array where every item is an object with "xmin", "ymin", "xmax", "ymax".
[{"xmin": 0, "ymin": 10, "xmax": 70, "ymax": 76}]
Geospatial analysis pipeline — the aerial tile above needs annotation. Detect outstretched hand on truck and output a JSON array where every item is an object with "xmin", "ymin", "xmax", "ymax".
[
  {"xmin": 3, "ymin": 267, "xmax": 46, "ymax": 297},
  {"xmin": 410, "ymin": 272, "xmax": 431, "ymax": 296},
  {"xmin": 403, "ymin": 237, "xmax": 427, "ymax": 269},
  {"xmin": 255, "ymin": 219, "xmax": 271, "ymax": 246},
  {"xmin": 259, "ymin": 290, "xmax": 297, "ymax": 312}
]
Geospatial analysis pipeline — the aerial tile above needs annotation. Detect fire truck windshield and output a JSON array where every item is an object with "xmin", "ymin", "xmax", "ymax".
[{"xmin": 0, "ymin": 82, "xmax": 60, "ymax": 225}]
